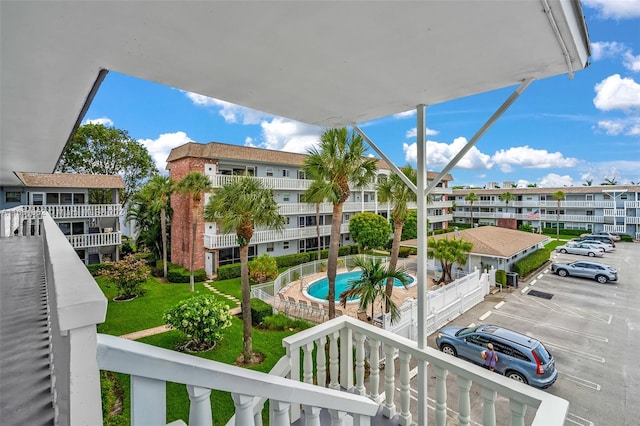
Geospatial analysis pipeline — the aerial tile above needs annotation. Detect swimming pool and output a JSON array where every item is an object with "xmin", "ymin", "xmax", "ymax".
[{"xmin": 304, "ymin": 270, "xmax": 415, "ymax": 303}]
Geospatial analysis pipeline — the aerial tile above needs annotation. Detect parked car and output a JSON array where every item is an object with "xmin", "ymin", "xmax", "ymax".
[
  {"xmin": 435, "ymin": 324, "xmax": 557, "ymax": 388},
  {"xmin": 556, "ymin": 243, "xmax": 604, "ymax": 257},
  {"xmin": 551, "ymin": 260, "xmax": 617, "ymax": 284},
  {"xmin": 581, "ymin": 231, "xmax": 620, "ymax": 241},
  {"xmin": 572, "ymin": 240, "xmax": 615, "ymax": 252},
  {"xmin": 576, "ymin": 235, "xmax": 616, "ymax": 247}
]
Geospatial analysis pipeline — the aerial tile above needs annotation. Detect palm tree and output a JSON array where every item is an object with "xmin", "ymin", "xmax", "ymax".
[
  {"xmin": 204, "ymin": 175, "xmax": 285, "ymax": 364},
  {"xmin": 301, "ymin": 179, "xmax": 327, "ymax": 261},
  {"xmin": 376, "ymin": 165, "xmax": 416, "ymax": 309},
  {"xmin": 176, "ymin": 171, "xmax": 212, "ymax": 292},
  {"xmin": 136, "ymin": 175, "xmax": 174, "ymax": 278},
  {"xmin": 428, "ymin": 237, "xmax": 473, "ymax": 284},
  {"xmin": 552, "ymin": 190, "xmax": 565, "ymax": 241},
  {"xmin": 303, "ymin": 128, "xmax": 378, "ymax": 319},
  {"xmin": 499, "ymin": 191, "xmax": 514, "ymax": 215},
  {"xmin": 601, "ymin": 177, "xmax": 617, "ymax": 185},
  {"xmin": 339, "ymin": 256, "xmax": 409, "ymax": 324},
  {"xmin": 583, "ymin": 179, "xmax": 593, "ymax": 186},
  {"xmin": 464, "ymin": 192, "xmax": 478, "ymax": 226}
]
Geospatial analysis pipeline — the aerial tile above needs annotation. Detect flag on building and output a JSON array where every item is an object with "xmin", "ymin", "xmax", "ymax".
[{"xmin": 525, "ymin": 209, "xmax": 540, "ymax": 219}]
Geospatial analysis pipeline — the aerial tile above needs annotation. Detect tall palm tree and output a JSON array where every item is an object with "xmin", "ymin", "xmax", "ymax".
[
  {"xmin": 552, "ymin": 190, "xmax": 565, "ymax": 241},
  {"xmin": 176, "ymin": 171, "xmax": 212, "ymax": 292},
  {"xmin": 204, "ymin": 175, "xmax": 285, "ymax": 364},
  {"xmin": 136, "ymin": 175, "xmax": 174, "ymax": 278},
  {"xmin": 339, "ymin": 256, "xmax": 409, "ymax": 324},
  {"xmin": 583, "ymin": 179, "xmax": 593, "ymax": 186},
  {"xmin": 376, "ymin": 165, "xmax": 416, "ymax": 309},
  {"xmin": 464, "ymin": 192, "xmax": 478, "ymax": 226},
  {"xmin": 303, "ymin": 128, "xmax": 378, "ymax": 319},
  {"xmin": 499, "ymin": 191, "xmax": 514, "ymax": 215},
  {"xmin": 301, "ymin": 179, "xmax": 327, "ymax": 261},
  {"xmin": 428, "ymin": 237, "xmax": 473, "ymax": 284},
  {"xmin": 601, "ymin": 177, "xmax": 617, "ymax": 185}
]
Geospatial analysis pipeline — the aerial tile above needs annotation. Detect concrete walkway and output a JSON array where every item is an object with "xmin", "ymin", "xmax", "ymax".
[{"xmin": 119, "ymin": 280, "xmax": 241, "ymax": 340}]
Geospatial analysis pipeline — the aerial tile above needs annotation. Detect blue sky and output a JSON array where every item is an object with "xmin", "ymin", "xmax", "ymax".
[{"xmin": 85, "ymin": 0, "xmax": 639, "ymax": 189}]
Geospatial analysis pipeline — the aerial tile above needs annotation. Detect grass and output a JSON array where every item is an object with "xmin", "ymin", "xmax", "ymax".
[
  {"xmin": 96, "ymin": 272, "xmax": 310, "ymax": 425},
  {"xmin": 96, "ymin": 276, "xmax": 237, "ymax": 336}
]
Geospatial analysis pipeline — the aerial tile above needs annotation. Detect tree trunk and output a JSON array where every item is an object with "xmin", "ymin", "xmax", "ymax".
[
  {"xmin": 556, "ymin": 201, "xmax": 560, "ymax": 241},
  {"xmin": 240, "ymin": 244, "xmax": 253, "ymax": 363},
  {"xmin": 384, "ymin": 220, "xmax": 403, "ymax": 312},
  {"xmin": 327, "ymin": 203, "xmax": 344, "ymax": 319},
  {"xmin": 470, "ymin": 202, "xmax": 474, "ymax": 226},
  {"xmin": 161, "ymin": 207, "xmax": 168, "ymax": 279},
  {"xmin": 190, "ymin": 213, "xmax": 197, "ymax": 292}
]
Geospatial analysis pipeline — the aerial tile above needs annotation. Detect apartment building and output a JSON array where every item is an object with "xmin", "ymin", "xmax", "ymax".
[
  {"xmin": 167, "ymin": 141, "xmax": 453, "ymax": 276},
  {"xmin": 0, "ymin": 172, "xmax": 124, "ymax": 264},
  {"xmin": 452, "ymin": 183, "xmax": 640, "ymax": 240}
]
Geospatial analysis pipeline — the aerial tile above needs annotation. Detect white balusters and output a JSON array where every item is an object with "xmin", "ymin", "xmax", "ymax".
[
  {"xmin": 316, "ymin": 336, "xmax": 327, "ymax": 387},
  {"xmin": 303, "ymin": 342, "xmax": 314, "ymax": 384},
  {"xmin": 270, "ymin": 400, "xmax": 290, "ymax": 426},
  {"xmin": 481, "ymin": 386, "xmax": 497, "ymax": 426},
  {"xmin": 368, "ymin": 339, "xmax": 380, "ymax": 401},
  {"xmin": 457, "ymin": 376, "xmax": 472, "ymax": 426},
  {"xmin": 354, "ymin": 332, "xmax": 366, "ymax": 395},
  {"xmin": 302, "ymin": 405, "xmax": 321, "ymax": 426},
  {"xmin": 398, "ymin": 351, "xmax": 411, "ymax": 425},
  {"xmin": 232, "ymin": 393, "xmax": 255, "ymax": 425},
  {"xmin": 131, "ymin": 376, "xmax": 166, "ymax": 426},
  {"xmin": 328, "ymin": 409, "xmax": 347, "ymax": 425},
  {"xmin": 329, "ymin": 331, "xmax": 340, "ymax": 390},
  {"xmin": 510, "ymin": 399, "xmax": 527, "ymax": 426},
  {"xmin": 187, "ymin": 385, "xmax": 212, "ymax": 426},
  {"xmin": 382, "ymin": 344, "xmax": 396, "ymax": 418},
  {"xmin": 434, "ymin": 365, "xmax": 448, "ymax": 426}
]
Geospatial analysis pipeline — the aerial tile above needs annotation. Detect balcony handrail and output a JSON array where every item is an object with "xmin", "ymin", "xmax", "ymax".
[{"xmin": 97, "ymin": 334, "xmax": 378, "ymax": 423}]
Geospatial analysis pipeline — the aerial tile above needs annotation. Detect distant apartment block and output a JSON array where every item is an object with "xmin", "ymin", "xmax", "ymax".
[
  {"xmin": 0, "ymin": 172, "xmax": 124, "ymax": 264},
  {"xmin": 452, "ymin": 185, "xmax": 640, "ymax": 239},
  {"xmin": 167, "ymin": 142, "xmax": 453, "ymax": 276}
]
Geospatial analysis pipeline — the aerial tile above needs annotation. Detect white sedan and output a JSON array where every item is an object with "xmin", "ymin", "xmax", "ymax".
[{"xmin": 556, "ymin": 243, "xmax": 604, "ymax": 257}]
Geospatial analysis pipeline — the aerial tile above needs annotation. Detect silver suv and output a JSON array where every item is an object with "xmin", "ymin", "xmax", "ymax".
[
  {"xmin": 551, "ymin": 260, "xmax": 617, "ymax": 284},
  {"xmin": 435, "ymin": 324, "xmax": 557, "ymax": 388}
]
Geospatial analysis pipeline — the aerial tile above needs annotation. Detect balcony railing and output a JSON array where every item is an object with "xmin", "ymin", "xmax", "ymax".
[
  {"xmin": 66, "ymin": 231, "xmax": 122, "ymax": 249},
  {"xmin": 625, "ymin": 201, "xmax": 640, "ymax": 209},
  {"xmin": 604, "ymin": 224, "xmax": 627, "ymax": 233},
  {"xmin": 625, "ymin": 216, "xmax": 640, "ymax": 225},
  {"xmin": 22, "ymin": 203, "xmax": 121, "ymax": 218},
  {"xmin": 35, "ymin": 210, "xmax": 568, "ymax": 425},
  {"xmin": 453, "ymin": 212, "xmax": 605, "ymax": 223},
  {"xmin": 604, "ymin": 209, "xmax": 626, "ymax": 217},
  {"xmin": 456, "ymin": 200, "xmax": 615, "ymax": 208}
]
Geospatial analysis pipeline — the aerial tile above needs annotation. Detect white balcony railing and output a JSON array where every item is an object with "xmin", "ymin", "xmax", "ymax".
[
  {"xmin": 604, "ymin": 224, "xmax": 627, "ymax": 233},
  {"xmin": 453, "ymin": 212, "xmax": 605, "ymax": 223},
  {"xmin": 625, "ymin": 216, "xmax": 640, "ymax": 225},
  {"xmin": 22, "ymin": 203, "xmax": 121, "ymax": 219},
  {"xmin": 66, "ymin": 231, "xmax": 122, "ymax": 249},
  {"xmin": 456, "ymin": 200, "xmax": 615, "ymax": 208},
  {"xmin": 625, "ymin": 201, "xmax": 640, "ymax": 209},
  {"xmin": 604, "ymin": 209, "xmax": 626, "ymax": 217}
]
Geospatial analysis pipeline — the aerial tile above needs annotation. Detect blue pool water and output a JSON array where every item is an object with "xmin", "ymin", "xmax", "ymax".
[{"xmin": 306, "ymin": 271, "xmax": 415, "ymax": 302}]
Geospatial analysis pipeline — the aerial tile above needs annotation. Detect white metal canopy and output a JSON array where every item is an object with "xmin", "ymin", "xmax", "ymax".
[{"xmin": 0, "ymin": 1, "xmax": 590, "ymax": 187}]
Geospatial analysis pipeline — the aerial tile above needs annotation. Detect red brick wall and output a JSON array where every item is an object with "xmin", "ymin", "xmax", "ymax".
[
  {"xmin": 169, "ymin": 158, "xmax": 210, "ymax": 270},
  {"xmin": 497, "ymin": 218, "xmax": 518, "ymax": 230}
]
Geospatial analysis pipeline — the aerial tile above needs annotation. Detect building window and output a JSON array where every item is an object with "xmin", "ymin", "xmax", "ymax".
[
  {"xmin": 47, "ymin": 193, "xmax": 59, "ymax": 204},
  {"xmin": 283, "ymin": 193, "xmax": 290, "ymax": 202},
  {"xmin": 282, "ymin": 169, "xmax": 290, "ymax": 178},
  {"xmin": 5, "ymin": 191, "xmax": 21, "ymax": 203},
  {"xmin": 61, "ymin": 193, "xmax": 73, "ymax": 205},
  {"xmin": 283, "ymin": 241, "xmax": 289, "ymax": 250},
  {"xmin": 298, "ymin": 170, "xmax": 305, "ymax": 179},
  {"xmin": 586, "ymin": 210, "xmax": 593, "ymax": 216},
  {"xmin": 266, "ymin": 168, "xmax": 274, "ymax": 177},
  {"xmin": 266, "ymin": 243, "xmax": 274, "ymax": 252},
  {"xmin": 73, "ymin": 193, "xmax": 85, "ymax": 204}
]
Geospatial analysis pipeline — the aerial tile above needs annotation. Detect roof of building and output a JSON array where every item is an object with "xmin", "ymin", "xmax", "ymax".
[
  {"xmin": 14, "ymin": 172, "xmax": 125, "ymax": 189},
  {"xmin": 452, "ymin": 185, "xmax": 640, "ymax": 196},
  {"xmin": 167, "ymin": 141, "xmax": 453, "ymax": 181},
  {"xmin": 402, "ymin": 226, "xmax": 549, "ymax": 259}
]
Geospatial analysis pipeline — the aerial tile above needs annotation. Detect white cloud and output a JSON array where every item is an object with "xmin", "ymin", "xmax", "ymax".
[
  {"xmin": 403, "ymin": 137, "xmax": 493, "ymax": 170},
  {"xmin": 184, "ymin": 91, "xmax": 269, "ymax": 124},
  {"xmin": 593, "ymin": 74, "xmax": 640, "ymax": 111},
  {"xmin": 582, "ymin": 0, "xmax": 640, "ymax": 19},
  {"xmin": 83, "ymin": 117, "xmax": 114, "ymax": 127},
  {"xmin": 590, "ymin": 41, "xmax": 640, "ymax": 72},
  {"xmin": 492, "ymin": 146, "xmax": 579, "ymax": 172},
  {"xmin": 596, "ymin": 120, "xmax": 626, "ymax": 135},
  {"xmin": 516, "ymin": 179, "xmax": 531, "ymax": 188},
  {"xmin": 258, "ymin": 118, "xmax": 322, "ymax": 154},
  {"xmin": 393, "ymin": 110, "xmax": 415, "ymax": 118},
  {"xmin": 405, "ymin": 127, "xmax": 439, "ymax": 138},
  {"xmin": 538, "ymin": 173, "xmax": 575, "ymax": 188},
  {"xmin": 139, "ymin": 131, "xmax": 194, "ymax": 172},
  {"xmin": 623, "ymin": 51, "xmax": 640, "ymax": 72},
  {"xmin": 595, "ymin": 117, "xmax": 640, "ymax": 135}
]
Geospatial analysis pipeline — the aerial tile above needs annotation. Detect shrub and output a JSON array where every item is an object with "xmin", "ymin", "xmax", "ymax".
[
  {"xmin": 249, "ymin": 254, "xmax": 278, "ymax": 284},
  {"xmin": 519, "ymin": 223, "xmax": 534, "ymax": 233},
  {"xmin": 349, "ymin": 212, "xmax": 392, "ymax": 251},
  {"xmin": 101, "ymin": 255, "xmax": 150, "ymax": 298},
  {"xmin": 620, "ymin": 234, "xmax": 633, "ymax": 242},
  {"xmin": 511, "ymin": 248, "xmax": 551, "ymax": 277},
  {"xmin": 166, "ymin": 264, "xmax": 207, "ymax": 283},
  {"xmin": 216, "ymin": 263, "xmax": 241, "ymax": 280},
  {"xmin": 87, "ymin": 262, "xmax": 112, "ymax": 277},
  {"xmin": 275, "ymin": 253, "xmax": 310, "ymax": 268},
  {"xmin": 164, "ymin": 295, "xmax": 232, "ymax": 350},
  {"xmin": 250, "ymin": 298, "xmax": 273, "ymax": 325},
  {"xmin": 261, "ymin": 313, "xmax": 312, "ymax": 331},
  {"xmin": 495, "ymin": 269, "xmax": 507, "ymax": 287},
  {"xmin": 542, "ymin": 228, "xmax": 583, "ymax": 236},
  {"xmin": 398, "ymin": 247, "xmax": 412, "ymax": 258},
  {"xmin": 338, "ymin": 245, "xmax": 352, "ymax": 256}
]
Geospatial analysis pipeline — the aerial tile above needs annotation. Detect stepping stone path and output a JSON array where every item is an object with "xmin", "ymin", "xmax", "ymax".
[{"xmin": 120, "ymin": 279, "xmax": 242, "ymax": 340}]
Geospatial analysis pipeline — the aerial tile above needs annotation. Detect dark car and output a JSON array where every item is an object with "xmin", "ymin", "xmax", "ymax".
[
  {"xmin": 551, "ymin": 260, "xmax": 617, "ymax": 283},
  {"xmin": 574, "ymin": 235, "xmax": 615, "ymax": 247},
  {"xmin": 435, "ymin": 324, "xmax": 557, "ymax": 388}
]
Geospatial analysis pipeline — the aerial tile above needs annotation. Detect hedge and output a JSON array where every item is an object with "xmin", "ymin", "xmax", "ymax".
[
  {"xmin": 495, "ymin": 269, "xmax": 507, "ymax": 287},
  {"xmin": 398, "ymin": 247, "xmax": 412, "ymax": 258},
  {"xmin": 217, "ymin": 263, "xmax": 242, "ymax": 280},
  {"xmin": 541, "ymin": 228, "xmax": 584, "ymax": 236},
  {"xmin": 511, "ymin": 248, "xmax": 552, "ymax": 277},
  {"xmin": 250, "ymin": 298, "xmax": 273, "ymax": 325},
  {"xmin": 166, "ymin": 263, "xmax": 207, "ymax": 283},
  {"xmin": 87, "ymin": 263, "xmax": 112, "ymax": 277}
]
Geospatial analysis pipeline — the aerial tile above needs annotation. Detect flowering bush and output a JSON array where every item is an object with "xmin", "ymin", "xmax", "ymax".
[
  {"xmin": 248, "ymin": 253, "xmax": 278, "ymax": 284},
  {"xmin": 163, "ymin": 295, "xmax": 232, "ymax": 351},
  {"xmin": 101, "ymin": 255, "xmax": 150, "ymax": 299}
]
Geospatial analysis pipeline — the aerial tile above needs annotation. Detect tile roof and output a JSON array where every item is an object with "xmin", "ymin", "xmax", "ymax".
[
  {"xmin": 452, "ymin": 185, "xmax": 640, "ymax": 196},
  {"xmin": 402, "ymin": 226, "xmax": 549, "ymax": 258},
  {"xmin": 166, "ymin": 142, "xmax": 452, "ymax": 181},
  {"xmin": 14, "ymin": 172, "xmax": 125, "ymax": 189}
]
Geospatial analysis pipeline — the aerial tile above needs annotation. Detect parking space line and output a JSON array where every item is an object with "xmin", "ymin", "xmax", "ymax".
[
  {"xmin": 530, "ymin": 279, "xmax": 537, "ymax": 286},
  {"xmin": 494, "ymin": 301, "xmax": 504, "ymax": 309},
  {"xmin": 561, "ymin": 373, "xmax": 601, "ymax": 391},
  {"xmin": 537, "ymin": 273, "xmax": 544, "ymax": 279},
  {"xmin": 565, "ymin": 412, "xmax": 595, "ymax": 426},
  {"xmin": 520, "ymin": 286, "xmax": 529, "ymax": 294},
  {"xmin": 549, "ymin": 302, "xmax": 613, "ymax": 324},
  {"xmin": 491, "ymin": 311, "xmax": 608, "ymax": 342},
  {"xmin": 543, "ymin": 341, "xmax": 605, "ymax": 363}
]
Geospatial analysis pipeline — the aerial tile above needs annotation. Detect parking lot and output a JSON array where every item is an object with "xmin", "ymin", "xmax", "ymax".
[{"xmin": 426, "ymin": 241, "xmax": 640, "ymax": 425}]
